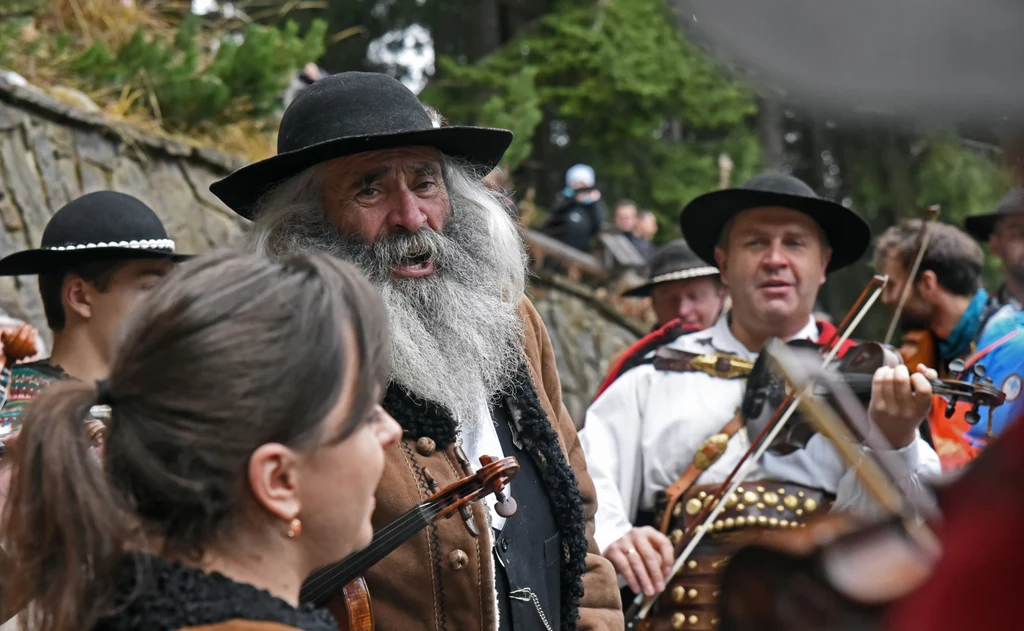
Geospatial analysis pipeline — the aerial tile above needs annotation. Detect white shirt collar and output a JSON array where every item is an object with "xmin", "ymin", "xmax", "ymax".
[{"xmin": 706, "ymin": 311, "xmax": 820, "ymax": 360}]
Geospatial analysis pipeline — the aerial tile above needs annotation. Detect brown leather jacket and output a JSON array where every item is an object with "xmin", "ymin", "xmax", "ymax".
[{"xmin": 362, "ymin": 298, "xmax": 622, "ymax": 631}]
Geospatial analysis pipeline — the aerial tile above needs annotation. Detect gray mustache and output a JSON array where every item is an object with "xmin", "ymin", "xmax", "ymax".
[{"xmin": 368, "ymin": 230, "xmax": 450, "ymax": 269}]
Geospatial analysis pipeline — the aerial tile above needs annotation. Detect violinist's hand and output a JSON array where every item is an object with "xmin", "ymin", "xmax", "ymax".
[
  {"xmin": 604, "ymin": 526, "xmax": 674, "ymax": 596},
  {"xmin": 868, "ymin": 363, "xmax": 936, "ymax": 448}
]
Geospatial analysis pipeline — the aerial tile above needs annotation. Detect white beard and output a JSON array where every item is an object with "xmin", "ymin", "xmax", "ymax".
[{"xmin": 253, "ymin": 172, "xmax": 528, "ymax": 428}]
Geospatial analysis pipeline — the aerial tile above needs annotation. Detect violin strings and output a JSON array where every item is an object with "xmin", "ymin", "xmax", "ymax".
[
  {"xmin": 300, "ymin": 507, "xmax": 439, "ymax": 604},
  {"xmin": 301, "ymin": 502, "xmax": 440, "ymax": 599},
  {"xmin": 300, "ymin": 499, "xmax": 449, "ymax": 604}
]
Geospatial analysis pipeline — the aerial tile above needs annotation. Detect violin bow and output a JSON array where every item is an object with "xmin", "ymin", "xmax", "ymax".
[
  {"xmin": 883, "ymin": 205, "xmax": 941, "ymax": 345},
  {"xmin": 763, "ymin": 340, "xmax": 941, "ymax": 553},
  {"xmin": 626, "ymin": 275, "xmax": 888, "ymax": 626}
]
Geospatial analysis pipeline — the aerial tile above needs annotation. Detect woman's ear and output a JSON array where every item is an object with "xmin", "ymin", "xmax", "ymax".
[{"xmin": 247, "ymin": 443, "xmax": 302, "ymax": 522}]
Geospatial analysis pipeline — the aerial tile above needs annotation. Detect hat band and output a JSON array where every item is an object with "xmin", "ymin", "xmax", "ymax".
[
  {"xmin": 45, "ymin": 238, "xmax": 175, "ymax": 253},
  {"xmin": 649, "ymin": 266, "xmax": 719, "ymax": 284}
]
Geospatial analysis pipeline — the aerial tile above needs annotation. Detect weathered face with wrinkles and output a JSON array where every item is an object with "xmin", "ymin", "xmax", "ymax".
[{"xmin": 249, "ymin": 150, "xmax": 529, "ymax": 427}]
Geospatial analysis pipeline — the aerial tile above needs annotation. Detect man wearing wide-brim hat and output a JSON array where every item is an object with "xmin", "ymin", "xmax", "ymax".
[
  {"xmin": 210, "ymin": 71, "xmax": 621, "ymax": 631},
  {"xmin": 622, "ymin": 239, "xmax": 726, "ymax": 330},
  {"xmin": 964, "ymin": 186, "xmax": 1024, "ymax": 312},
  {"xmin": 0, "ymin": 190, "xmax": 189, "ymax": 430},
  {"xmin": 580, "ymin": 172, "xmax": 941, "ymax": 619},
  {"xmin": 593, "ymin": 241, "xmax": 727, "ymax": 401}
]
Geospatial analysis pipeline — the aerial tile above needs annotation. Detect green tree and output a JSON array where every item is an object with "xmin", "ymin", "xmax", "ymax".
[{"xmin": 421, "ymin": 0, "xmax": 761, "ymax": 237}]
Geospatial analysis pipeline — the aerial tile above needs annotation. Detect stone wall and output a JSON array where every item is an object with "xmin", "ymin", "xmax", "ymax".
[
  {"xmin": 0, "ymin": 75, "xmax": 641, "ymax": 419},
  {"xmin": 0, "ymin": 76, "xmax": 246, "ymax": 347},
  {"xmin": 528, "ymin": 273, "xmax": 642, "ymax": 428}
]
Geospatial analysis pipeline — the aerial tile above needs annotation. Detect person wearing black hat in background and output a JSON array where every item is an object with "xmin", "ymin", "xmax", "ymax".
[
  {"xmin": 965, "ymin": 187, "xmax": 1024, "ymax": 313},
  {"xmin": 593, "ymin": 240, "xmax": 726, "ymax": 400},
  {"xmin": 0, "ymin": 191, "xmax": 188, "ymax": 431},
  {"xmin": 210, "ymin": 72, "xmax": 621, "ymax": 631},
  {"xmin": 580, "ymin": 173, "xmax": 941, "ymax": 623}
]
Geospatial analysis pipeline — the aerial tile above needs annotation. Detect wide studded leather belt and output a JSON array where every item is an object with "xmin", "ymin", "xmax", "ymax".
[{"xmin": 641, "ymin": 481, "xmax": 835, "ymax": 631}]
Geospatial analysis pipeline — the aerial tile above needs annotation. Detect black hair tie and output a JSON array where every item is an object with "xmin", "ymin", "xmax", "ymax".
[{"xmin": 95, "ymin": 379, "xmax": 115, "ymax": 406}]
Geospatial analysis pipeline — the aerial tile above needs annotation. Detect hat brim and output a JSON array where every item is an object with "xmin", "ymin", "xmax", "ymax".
[
  {"xmin": 211, "ymin": 126, "xmax": 514, "ymax": 220},
  {"xmin": 679, "ymin": 189, "xmax": 871, "ymax": 273},
  {"xmin": 0, "ymin": 247, "xmax": 190, "ymax": 276},
  {"xmin": 964, "ymin": 213, "xmax": 1000, "ymax": 242},
  {"xmin": 622, "ymin": 268, "xmax": 721, "ymax": 297}
]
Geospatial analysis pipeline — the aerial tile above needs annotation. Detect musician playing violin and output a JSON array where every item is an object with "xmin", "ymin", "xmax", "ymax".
[
  {"xmin": 0, "ymin": 250, "xmax": 403, "ymax": 631},
  {"xmin": 580, "ymin": 173, "xmax": 942, "ymax": 627},
  {"xmin": 212, "ymin": 72, "xmax": 621, "ymax": 631},
  {"xmin": 874, "ymin": 220, "xmax": 1024, "ymax": 466}
]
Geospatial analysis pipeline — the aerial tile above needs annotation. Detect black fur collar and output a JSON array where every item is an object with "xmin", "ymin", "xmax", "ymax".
[
  {"xmin": 384, "ymin": 362, "xmax": 589, "ymax": 631},
  {"xmin": 94, "ymin": 554, "xmax": 336, "ymax": 631}
]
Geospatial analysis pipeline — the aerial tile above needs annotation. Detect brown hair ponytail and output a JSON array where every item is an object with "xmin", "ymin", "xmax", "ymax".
[
  {"xmin": 0, "ymin": 249, "xmax": 389, "ymax": 631},
  {"xmin": 1, "ymin": 380, "xmax": 127, "ymax": 630}
]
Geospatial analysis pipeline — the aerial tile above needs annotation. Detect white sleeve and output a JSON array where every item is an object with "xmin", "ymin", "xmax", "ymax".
[
  {"xmin": 579, "ymin": 369, "xmax": 646, "ymax": 553},
  {"xmin": 831, "ymin": 429, "xmax": 942, "ymax": 517}
]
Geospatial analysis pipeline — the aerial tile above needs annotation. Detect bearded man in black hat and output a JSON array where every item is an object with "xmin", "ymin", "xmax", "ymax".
[
  {"xmin": 0, "ymin": 191, "xmax": 188, "ymax": 430},
  {"xmin": 210, "ymin": 72, "xmax": 621, "ymax": 631},
  {"xmin": 580, "ymin": 173, "xmax": 942, "ymax": 622}
]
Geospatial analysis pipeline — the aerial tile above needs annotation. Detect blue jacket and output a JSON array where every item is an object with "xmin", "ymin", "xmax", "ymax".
[{"xmin": 965, "ymin": 304, "xmax": 1024, "ymax": 446}]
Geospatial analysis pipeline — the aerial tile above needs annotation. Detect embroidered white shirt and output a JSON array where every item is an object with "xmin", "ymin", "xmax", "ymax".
[{"xmin": 580, "ymin": 312, "xmax": 942, "ymax": 552}]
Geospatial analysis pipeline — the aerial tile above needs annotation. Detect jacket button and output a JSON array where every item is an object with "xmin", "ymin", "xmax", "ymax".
[
  {"xmin": 416, "ymin": 437, "xmax": 436, "ymax": 457},
  {"xmin": 448, "ymin": 549, "xmax": 468, "ymax": 570},
  {"xmin": 500, "ymin": 538, "xmax": 509, "ymax": 553}
]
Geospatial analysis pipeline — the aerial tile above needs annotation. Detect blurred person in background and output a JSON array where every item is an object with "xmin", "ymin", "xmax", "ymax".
[
  {"xmin": 543, "ymin": 163, "xmax": 607, "ymax": 253},
  {"xmin": 614, "ymin": 200, "xmax": 651, "ymax": 260},
  {"xmin": 965, "ymin": 187, "xmax": 1024, "ymax": 312},
  {"xmin": 635, "ymin": 210, "xmax": 658, "ymax": 260}
]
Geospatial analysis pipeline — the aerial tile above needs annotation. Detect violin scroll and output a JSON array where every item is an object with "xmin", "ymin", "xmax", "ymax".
[{"xmin": 0, "ymin": 324, "xmax": 38, "ymax": 363}]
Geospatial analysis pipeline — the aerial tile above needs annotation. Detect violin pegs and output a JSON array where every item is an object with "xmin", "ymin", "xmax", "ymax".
[
  {"xmin": 972, "ymin": 363, "xmax": 988, "ymax": 380},
  {"xmin": 948, "ymin": 358, "xmax": 966, "ymax": 376},
  {"xmin": 454, "ymin": 445, "xmax": 476, "ymax": 477},
  {"xmin": 965, "ymin": 404, "xmax": 981, "ymax": 425},
  {"xmin": 494, "ymin": 494, "xmax": 518, "ymax": 518},
  {"xmin": 944, "ymin": 399, "xmax": 957, "ymax": 420},
  {"xmin": 459, "ymin": 506, "xmax": 479, "ymax": 537},
  {"xmin": 422, "ymin": 468, "xmax": 442, "ymax": 494}
]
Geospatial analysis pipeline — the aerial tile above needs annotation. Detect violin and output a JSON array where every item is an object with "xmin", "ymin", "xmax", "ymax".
[
  {"xmin": 624, "ymin": 272, "xmax": 1006, "ymax": 630},
  {"xmin": 299, "ymin": 453, "xmax": 519, "ymax": 631},
  {"xmin": 744, "ymin": 340, "xmax": 1007, "ymax": 455},
  {"xmin": 624, "ymin": 276, "xmax": 890, "ymax": 629},
  {"xmin": 717, "ymin": 340, "xmax": 947, "ymax": 631}
]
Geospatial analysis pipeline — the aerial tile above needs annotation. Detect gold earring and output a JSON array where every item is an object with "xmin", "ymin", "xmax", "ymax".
[{"xmin": 287, "ymin": 517, "xmax": 303, "ymax": 538}]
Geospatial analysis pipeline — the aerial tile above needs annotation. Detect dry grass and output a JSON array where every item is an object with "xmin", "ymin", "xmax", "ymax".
[
  {"xmin": 4, "ymin": 0, "xmax": 282, "ymax": 162},
  {"xmin": 37, "ymin": 0, "xmax": 174, "ymax": 49}
]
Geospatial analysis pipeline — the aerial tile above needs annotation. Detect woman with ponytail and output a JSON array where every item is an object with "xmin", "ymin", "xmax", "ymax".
[{"xmin": 0, "ymin": 249, "xmax": 400, "ymax": 631}]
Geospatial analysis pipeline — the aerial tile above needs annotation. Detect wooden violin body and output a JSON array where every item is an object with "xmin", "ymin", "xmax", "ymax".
[
  {"xmin": 326, "ymin": 578, "xmax": 373, "ymax": 631},
  {"xmin": 894, "ymin": 329, "xmax": 937, "ymax": 373}
]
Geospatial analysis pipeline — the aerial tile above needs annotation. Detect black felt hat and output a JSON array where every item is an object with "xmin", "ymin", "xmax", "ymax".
[
  {"xmin": 622, "ymin": 239, "xmax": 719, "ymax": 297},
  {"xmin": 679, "ymin": 172, "xmax": 871, "ymax": 273},
  {"xmin": 964, "ymin": 188, "xmax": 1024, "ymax": 242},
  {"xmin": 210, "ymin": 71, "xmax": 514, "ymax": 220},
  {"xmin": 0, "ymin": 191, "xmax": 190, "ymax": 276}
]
